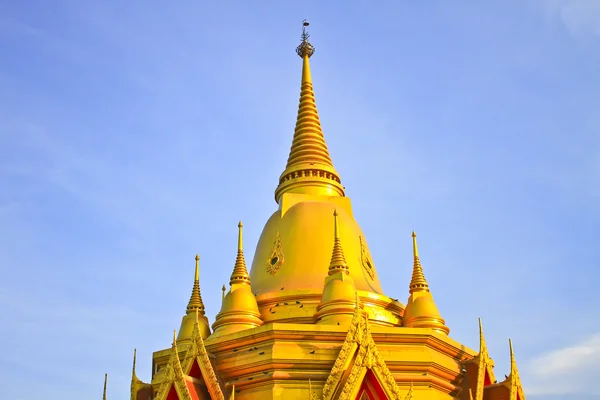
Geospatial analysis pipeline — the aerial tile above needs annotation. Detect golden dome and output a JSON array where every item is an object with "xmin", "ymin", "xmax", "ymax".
[{"xmin": 250, "ymin": 196, "xmax": 382, "ymax": 295}]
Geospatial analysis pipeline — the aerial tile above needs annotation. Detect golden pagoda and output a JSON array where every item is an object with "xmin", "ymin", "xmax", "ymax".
[{"xmin": 114, "ymin": 21, "xmax": 527, "ymax": 400}]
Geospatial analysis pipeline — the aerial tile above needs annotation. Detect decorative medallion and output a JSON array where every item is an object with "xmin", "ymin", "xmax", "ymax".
[
  {"xmin": 359, "ymin": 236, "xmax": 375, "ymax": 280},
  {"xmin": 266, "ymin": 232, "xmax": 284, "ymax": 275}
]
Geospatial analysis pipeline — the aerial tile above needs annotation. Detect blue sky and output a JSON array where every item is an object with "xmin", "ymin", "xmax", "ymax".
[{"xmin": 1, "ymin": 1, "xmax": 599, "ymax": 399}]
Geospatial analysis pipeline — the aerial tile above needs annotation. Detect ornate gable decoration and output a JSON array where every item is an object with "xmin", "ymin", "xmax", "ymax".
[
  {"xmin": 180, "ymin": 311, "xmax": 225, "ymax": 400},
  {"xmin": 321, "ymin": 296, "xmax": 411, "ymax": 400},
  {"xmin": 154, "ymin": 332, "xmax": 193, "ymax": 400}
]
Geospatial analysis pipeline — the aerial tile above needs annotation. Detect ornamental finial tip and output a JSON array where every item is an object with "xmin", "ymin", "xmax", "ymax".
[{"xmin": 296, "ymin": 19, "xmax": 315, "ymax": 58}]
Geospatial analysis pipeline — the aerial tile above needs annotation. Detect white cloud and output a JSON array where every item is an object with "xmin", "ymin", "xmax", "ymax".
[
  {"xmin": 541, "ymin": 0, "xmax": 600, "ymax": 37},
  {"xmin": 525, "ymin": 333, "xmax": 600, "ymax": 395}
]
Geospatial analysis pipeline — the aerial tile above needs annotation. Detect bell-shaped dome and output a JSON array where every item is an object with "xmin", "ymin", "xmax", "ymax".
[{"xmin": 250, "ymin": 196, "xmax": 383, "ymax": 295}]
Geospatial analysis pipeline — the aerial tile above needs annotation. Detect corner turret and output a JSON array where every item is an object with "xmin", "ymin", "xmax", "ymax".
[
  {"xmin": 402, "ymin": 232, "xmax": 449, "ymax": 334},
  {"xmin": 212, "ymin": 222, "xmax": 263, "ymax": 336},
  {"xmin": 178, "ymin": 254, "xmax": 211, "ymax": 341},
  {"xmin": 315, "ymin": 210, "xmax": 357, "ymax": 325}
]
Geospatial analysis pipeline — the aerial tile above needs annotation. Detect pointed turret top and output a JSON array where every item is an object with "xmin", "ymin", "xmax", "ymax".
[
  {"xmin": 186, "ymin": 254, "xmax": 206, "ymax": 315},
  {"xmin": 274, "ymin": 21, "xmax": 345, "ymax": 202},
  {"xmin": 230, "ymin": 221, "xmax": 251, "ymax": 285},
  {"xmin": 409, "ymin": 232, "xmax": 430, "ymax": 293},
  {"xmin": 328, "ymin": 209, "xmax": 349, "ymax": 275}
]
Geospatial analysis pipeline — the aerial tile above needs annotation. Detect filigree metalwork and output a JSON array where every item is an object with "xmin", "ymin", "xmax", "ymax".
[
  {"xmin": 266, "ymin": 232, "xmax": 284, "ymax": 275},
  {"xmin": 359, "ymin": 236, "xmax": 375, "ymax": 280},
  {"xmin": 296, "ymin": 20, "xmax": 315, "ymax": 58}
]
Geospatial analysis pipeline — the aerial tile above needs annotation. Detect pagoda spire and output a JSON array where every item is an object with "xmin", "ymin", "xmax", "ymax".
[
  {"xmin": 409, "ymin": 231, "xmax": 429, "ymax": 293},
  {"xmin": 186, "ymin": 254, "xmax": 206, "ymax": 314},
  {"xmin": 178, "ymin": 254, "xmax": 211, "ymax": 340},
  {"xmin": 402, "ymin": 232, "xmax": 449, "ymax": 335},
  {"xmin": 212, "ymin": 221, "xmax": 263, "ymax": 335},
  {"xmin": 328, "ymin": 209, "xmax": 349, "ymax": 275},
  {"xmin": 274, "ymin": 20, "xmax": 345, "ymax": 202},
  {"xmin": 316, "ymin": 210, "xmax": 356, "ymax": 325},
  {"xmin": 230, "ymin": 221, "xmax": 251, "ymax": 285}
]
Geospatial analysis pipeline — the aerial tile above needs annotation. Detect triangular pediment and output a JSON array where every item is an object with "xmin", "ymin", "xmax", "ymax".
[
  {"xmin": 321, "ymin": 298, "xmax": 412, "ymax": 400},
  {"xmin": 180, "ymin": 313, "xmax": 225, "ymax": 400},
  {"xmin": 154, "ymin": 333, "xmax": 195, "ymax": 400}
]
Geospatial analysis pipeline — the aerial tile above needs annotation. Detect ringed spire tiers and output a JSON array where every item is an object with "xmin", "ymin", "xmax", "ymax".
[
  {"xmin": 187, "ymin": 254, "xmax": 206, "ymax": 313},
  {"xmin": 328, "ymin": 209, "xmax": 349, "ymax": 275},
  {"xmin": 315, "ymin": 209, "xmax": 357, "ymax": 325},
  {"xmin": 178, "ymin": 254, "xmax": 210, "ymax": 340},
  {"xmin": 403, "ymin": 232, "xmax": 449, "ymax": 335},
  {"xmin": 409, "ymin": 231, "xmax": 430, "ymax": 293},
  {"xmin": 211, "ymin": 221, "xmax": 262, "ymax": 336},
  {"xmin": 230, "ymin": 222, "xmax": 251, "ymax": 285},
  {"xmin": 274, "ymin": 20, "xmax": 345, "ymax": 202}
]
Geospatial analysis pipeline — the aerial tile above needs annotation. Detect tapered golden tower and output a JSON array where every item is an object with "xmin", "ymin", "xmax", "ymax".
[{"xmin": 115, "ymin": 21, "xmax": 527, "ymax": 400}]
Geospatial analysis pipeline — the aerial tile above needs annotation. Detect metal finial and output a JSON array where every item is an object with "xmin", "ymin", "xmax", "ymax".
[{"xmin": 296, "ymin": 20, "xmax": 315, "ymax": 58}]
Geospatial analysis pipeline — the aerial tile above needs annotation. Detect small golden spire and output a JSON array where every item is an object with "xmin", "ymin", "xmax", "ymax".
[
  {"xmin": 222, "ymin": 284, "xmax": 226, "ymax": 300},
  {"xmin": 103, "ymin": 373, "xmax": 107, "ymax": 400},
  {"xmin": 230, "ymin": 384, "xmax": 236, "ymax": 400},
  {"xmin": 172, "ymin": 329, "xmax": 177, "ymax": 347},
  {"xmin": 230, "ymin": 221, "xmax": 251, "ymax": 285},
  {"xmin": 409, "ymin": 232, "xmax": 429, "ymax": 293},
  {"xmin": 328, "ymin": 210, "xmax": 349, "ymax": 275},
  {"xmin": 403, "ymin": 231, "xmax": 449, "ymax": 334},
  {"xmin": 186, "ymin": 254, "xmax": 206, "ymax": 315},
  {"xmin": 274, "ymin": 20, "xmax": 344, "ymax": 202}
]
